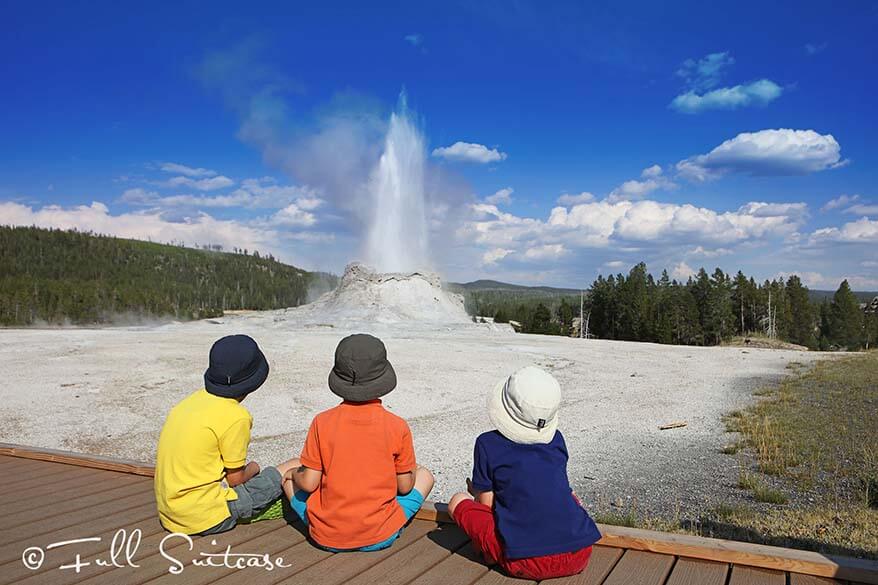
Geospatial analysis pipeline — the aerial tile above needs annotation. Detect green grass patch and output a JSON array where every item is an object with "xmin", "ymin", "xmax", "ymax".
[
  {"xmin": 720, "ymin": 443, "xmax": 739, "ymax": 455},
  {"xmin": 752, "ymin": 484, "xmax": 788, "ymax": 505}
]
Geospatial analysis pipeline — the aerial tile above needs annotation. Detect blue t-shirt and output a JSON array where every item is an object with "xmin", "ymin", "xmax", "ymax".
[{"xmin": 471, "ymin": 430, "xmax": 601, "ymax": 559}]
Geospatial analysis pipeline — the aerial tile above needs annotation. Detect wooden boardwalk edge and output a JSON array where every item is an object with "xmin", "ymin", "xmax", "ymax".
[{"xmin": 2, "ymin": 442, "xmax": 876, "ymax": 584}]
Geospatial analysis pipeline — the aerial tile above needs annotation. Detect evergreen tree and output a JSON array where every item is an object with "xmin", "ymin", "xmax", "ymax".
[
  {"xmin": 828, "ymin": 280, "xmax": 864, "ymax": 349},
  {"xmin": 785, "ymin": 275, "xmax": 816, "ymax": 348}
]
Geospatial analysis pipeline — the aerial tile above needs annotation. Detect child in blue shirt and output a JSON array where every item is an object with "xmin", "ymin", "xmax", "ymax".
[{"xmin": 448, "ymin": 366, "xmax": 601, "ymax": 580}]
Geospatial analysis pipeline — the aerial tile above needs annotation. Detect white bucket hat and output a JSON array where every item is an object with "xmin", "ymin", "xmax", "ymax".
[{"xmin": 488, "ymin": 366, "xmax": 561, "ymax": 444}]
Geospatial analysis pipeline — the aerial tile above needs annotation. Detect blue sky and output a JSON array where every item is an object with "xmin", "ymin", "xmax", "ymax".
[{"xmin": 1, "ymin": 1, "xmax": 877, "ymax": 288}]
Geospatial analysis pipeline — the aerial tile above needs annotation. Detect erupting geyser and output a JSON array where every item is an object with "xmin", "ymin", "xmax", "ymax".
[
  {"xmin": 364, "ymin": 94, "xmax": 429, "ymax": 273},
  {"xmin": 277, "ymin": 93, "xmax": 477, "ymax": 328}
]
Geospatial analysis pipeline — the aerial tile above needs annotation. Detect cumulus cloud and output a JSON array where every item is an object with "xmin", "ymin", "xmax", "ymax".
[
  {"xmin": 672, "ymin": 51, "xmax": 782, "ymax": 113},
  {"xmin": 811, "ymin": 217, "xmax": 878, "ymax": 243},
  {"xmin": 671, "ymin": 261, "xmax": 695, "ymax": 280},
  {"xmin": 159, "ymin": 162, "xmax": 217, "ymax": 178},
  {"xmin": 461, "ymin": 197, "xmax": 808, "ymax": 262},
  {"xmin": 843, "ymin": 204, "xmax": 878, "ymax": 216},
  {"xmin": 163, "ymin": 175, "xmax": 235, "ymax": 191},
  {"xmin": 676, "ymin": 129, "xmax": 845, "ymax": 181},
  {"xmin": 524, "ymin": 244, "xmax": 567, "ymax": 261},
  {"xmin": 270, "ymin": 203, "xmax": 317, "ymax": 227},
  {"xmin": 822, "ymin": 194, "xmax": 860, "ymax": 212},
  {"xmin": 608, "ymin": 165, "xmax": 674, "ymax": 202},
  {"xmin": 0, "ymin": 201, "xmax": 282, "ymax": 257},
  {"xmin": 432, "ymin": 141, "xmax": 507, "ymax": 164},
  {"xmin": 671, "ymin": 79, "xmax": 783, "ymax": 113},
  {"xmin": 604, "ymin": 260, "xmax": 625, "ymax": 269},
  {"xmin": 557, "ymin": 192, "xmax": 595, "ymax": 206},
  {"xmin": 482, "ymin": 247, "xmax": 513, "ymax": 265},
  {"xmin": 485, "ymin": 187, "xmax": 513, "ymax": 206}
]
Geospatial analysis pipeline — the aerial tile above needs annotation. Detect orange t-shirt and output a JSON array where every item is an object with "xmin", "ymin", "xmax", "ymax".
[{"xmin": 299, "ymin": 399, "xmax": 417, "ymax": 549}]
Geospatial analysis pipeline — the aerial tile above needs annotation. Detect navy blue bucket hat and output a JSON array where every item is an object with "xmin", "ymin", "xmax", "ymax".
[{"xmin": 204, "ymin": 335, "xmax": 269, "ymax": 399}]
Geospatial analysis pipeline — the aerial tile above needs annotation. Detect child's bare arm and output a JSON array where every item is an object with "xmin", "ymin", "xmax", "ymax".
[
  {"xmin": 284, "ymin": 463, "xmax": 322, "ymax": 494},
  {"xmin": 466, "ymin": 477, "xmax": 495, "ymax": 508},
  {"xmin": 225, "ymin": 461, "xmax": 260, "ymax": 487},
  {"xmin": 397, "ymin": 469, "xmax": 415, "ymax": 495}
]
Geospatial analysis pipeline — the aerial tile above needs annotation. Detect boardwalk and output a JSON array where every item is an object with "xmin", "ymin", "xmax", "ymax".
[{"xmin": 0, "ymin": 445, "xmax": 875, "ymax": 585}]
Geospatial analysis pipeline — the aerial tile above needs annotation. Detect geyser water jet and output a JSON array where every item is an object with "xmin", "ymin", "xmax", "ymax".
[{"xmin": 364, "ymin": 94, "xmax": 429, "ymax": 273}]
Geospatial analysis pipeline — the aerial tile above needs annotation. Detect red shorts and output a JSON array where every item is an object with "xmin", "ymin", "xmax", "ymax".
[{"xmin": 452, "ymin": 499, "xmax": 592, "ymax": 580}]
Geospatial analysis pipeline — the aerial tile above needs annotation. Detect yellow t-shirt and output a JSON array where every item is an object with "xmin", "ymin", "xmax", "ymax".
[{"xmin": 154, "ymin": 389, "xmax": 252, "ymax": 534}]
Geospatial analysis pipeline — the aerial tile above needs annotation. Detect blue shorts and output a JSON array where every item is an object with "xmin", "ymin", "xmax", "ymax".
[{"xmin": 289, "ymin": 489, "xmax": 425, "ymax": 552}]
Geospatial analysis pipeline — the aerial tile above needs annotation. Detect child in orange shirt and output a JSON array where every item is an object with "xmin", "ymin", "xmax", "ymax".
[{"xmin": 283, "ymin": 333, "xmax": 434, "ymax": 551}]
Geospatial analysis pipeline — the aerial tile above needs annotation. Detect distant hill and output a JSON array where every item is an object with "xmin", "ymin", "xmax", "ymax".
[
  {"xmin": 448, "ymin": 279, "xmax": 580, "ymax": 295},
  {"xmin": 0, "ymin": 226, "xmax": 337, "ymax": 326},
  {"xmin": 809, "ymin": 289, "xmax": 878, "ymax": 303}
]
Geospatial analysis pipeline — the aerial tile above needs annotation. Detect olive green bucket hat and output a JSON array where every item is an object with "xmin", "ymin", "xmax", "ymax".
[{"xmin": 328, "ymin": 334, "xmax": 397, "ymax": 402}]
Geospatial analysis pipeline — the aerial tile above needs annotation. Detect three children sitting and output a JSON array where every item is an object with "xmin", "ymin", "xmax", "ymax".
[{"xmin": 155, "ymin": 333, "xmax": 600, "ymax": 580}]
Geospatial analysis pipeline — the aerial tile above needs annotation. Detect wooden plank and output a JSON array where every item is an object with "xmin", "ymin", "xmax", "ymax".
[
  {"xmin": 0, "ymin": 519, "xmax": 165, "ymax": 585},
  {"xmin": 415, "ymin": 500, "xmax": 452, "ymax": 523},
  {"xmin": 596, "ymin": 523, "xmax": 878, "ymax": 583},
  {"xmin": 542, "ymin": 545, "xmax": 624, "ymax": 585},
  {"xmin": 3, "ymin": 462, "xmax": 95, "ymax": 489},
  {"xmin": 270, "ymin": 519, "xmax": 440, "ymax": 585},
  {"xmin": 0, "ymin": 455, "xmax": 51, "ymax": 473},
  {"xmin": 470, "ymin": 569, "xmax": 537, "ymax": 585},
  {"xmin": 2, "ymin": 479, "xmax": 155, "ymax": 529},
  {"xmin": 70, "ymin": 519, "xmax": 300, "ymax": 585},
  {"xmin": 0, "ymin": 468, "xmax": 143, "ymax": 507},
  {"xmin": 343, "ymin": 522, "xmax": 471, "ymax": 585},
  {"xmin": 0, "ymin": 488, "xmax": 157, "ymax": 547},
  {"xmin": 0, "ymin": 501, "xmax": 158, "ymax": 564},
  {"xmin": 149, "ymin": 524, "xmax": 309, "ymax": 585},
  {"xmin": 0, "ymin": 443, "xmax": 155, "ymax": 477},
  {"xmin": 206, "ymin": 532, "xmax": 333, "ymax": 585},
  {"xmin": 729, "ymin": 565, "xmax": 786, "ymax": 585},
  {"xmin": 789, "ymin": 574, "xmax": 845, "ymax": 585},
  {"xmin": 601, "ymin": 550, "xmax": 675, "ymax": 585},
  {"xmin": 405, "ymin": 542, "xmax": 490, "ymax": 585},
  {"xmin": 665, "ymin": 558, "xmax": 729, "ymax": 585}
]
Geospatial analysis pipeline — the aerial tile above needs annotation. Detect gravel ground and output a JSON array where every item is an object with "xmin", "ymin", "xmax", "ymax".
[{"xmin": 0, "ymin": 315, "xmax": 823, "ymax": 522}]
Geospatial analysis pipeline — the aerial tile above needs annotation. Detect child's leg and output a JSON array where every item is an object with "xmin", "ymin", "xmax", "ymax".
[
  {"xmin": 412, "ymin": 465, "xmax": 435, "ymax": 499},
  {"xmin": 447, "ymin": 493, "xmax": 504, "ymax": 566}
]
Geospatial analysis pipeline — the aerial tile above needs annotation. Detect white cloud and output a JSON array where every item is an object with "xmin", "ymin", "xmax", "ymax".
[
  {"xmin": 843, "ymin": 204, "xmax": 878, "ymax": 216},
  {"xmin": 0, "ymin": 201, "xmax": 281, "ymax": 257},
  {"xmin": 608, "ymin": 165, "xmax": 674, "ymax": 202},
  {"xmin": 822, "ymin": 194, "xmax": 860, "ymax": 212},
  {"xmin": 811, "ymin": 217, "xmax": 878, "ymax": 243},
  {"xmin": 124, "ymin": 178, "xmax": 322, "ymax": 211},
  {"xmin": 804, "ymin": 42, "xmax": 827, "ymax": 56},
  {"xmin": 671, "ymin": 261, "xmax": 695, "ymax": 280},
  {"xmin": 671, "ymin": 79, "xmax": 783, "ymax": 114},
  {"xmin": 687, "ymin": 246, "xmax": 732, "ymax": 258},
  {"xmin": 159, "ymin": 162, "xmax": 217, "ymax": 178},
  {"xmin": 557, "ymin": 192, "xmax": 595, "ymax": 206},
  {"xmin": 676, "ymin": 129, "xmax": 845, "ymax": 181},
  {"xmin": 461, "ymin": 197, "xmax": 808, "ymax": 261},
  {"xmin": 524, "ymin": 244, "xmax": 567, "ymax": 261},
  {"xmin": 485, "ymin": 187, "xmax": 513, "ymax": 206},
  {"xmin": 432, "ymin": 141, "xmax": 507, "ymax": 164},
  {"xmin": 604, "ymin": 260, "xmax": 625, "ymax": 268},
  {"xmin": 482, "ymin": 248, "xmax": 513, "ymax": 265},
  {"xmin": 164, "ymin": 175, "xmax": 235, "ymax": 191},
  {"xmin": 676, "ymin": 52, "xmax": 735, "ymax": 92},
  {"xmin": 270, "ymin": 204, "xmax": 317, "ymax": 227},
  {"xmin": 404, "ymin": 34, "xmax": 423, "ymax": 47}
]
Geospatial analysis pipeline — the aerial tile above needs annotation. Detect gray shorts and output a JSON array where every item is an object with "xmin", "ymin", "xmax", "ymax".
[{"xmin": 199, "ymin": 466, "xmax": 282, "ymax": 535}]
